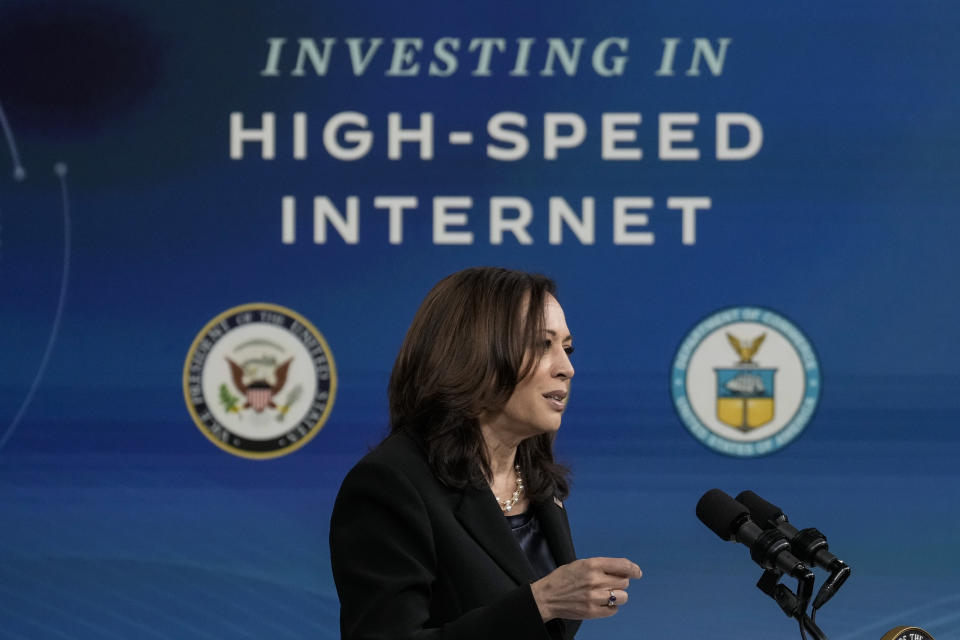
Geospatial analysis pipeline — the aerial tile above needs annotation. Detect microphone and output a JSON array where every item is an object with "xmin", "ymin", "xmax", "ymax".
[
  {"xmin": 736, "ymin": 490, "xmax": 851, "ymax": 609},
  {"xmin": 696, "ymin": 489, "xmax": 814, "ymax": 583}
]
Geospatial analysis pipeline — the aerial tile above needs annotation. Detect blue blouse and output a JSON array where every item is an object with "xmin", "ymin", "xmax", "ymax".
[{"xmin": 505, "ymin": 509, "xmax": 557, "ymax": 581}]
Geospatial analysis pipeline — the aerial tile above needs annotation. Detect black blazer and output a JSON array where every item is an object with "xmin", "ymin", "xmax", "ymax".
[{"xmin": 330, "ymin": 431, "xmax": 580, "ymax": 640}]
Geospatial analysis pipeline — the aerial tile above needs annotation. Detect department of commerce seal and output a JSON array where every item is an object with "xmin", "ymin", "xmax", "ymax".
[
  {"xmin": 670, "ymin": 307, "xmax": 820, "ymax": 457},
  {"xmin": 183, "ymin": 303, "xmax": 337, "ymax": 459}
]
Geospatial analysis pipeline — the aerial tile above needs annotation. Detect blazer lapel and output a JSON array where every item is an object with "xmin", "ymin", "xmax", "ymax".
[
  {"xmin": 533, "ymin": 498, "xmax": 581, "ymax": 639},
  {"xmin": 454, "ymin": 486, "xmax": 535, "ymax": 585},
  {"xmin": 532, "ymin": 498, "xmax": 576, "ymax": 567}
]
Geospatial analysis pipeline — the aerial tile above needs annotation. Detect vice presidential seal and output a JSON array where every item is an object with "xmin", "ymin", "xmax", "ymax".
[
  {"xmin": 671, "ymin": 307, "xmax": 820, "ymax": 457},
  {"xmin": 881, "ymin": 627, "xmax": 934, "ymax": 640},
  {"xmin": 183, "ymin": 303, "xmax": 337, "ymax": 459}
]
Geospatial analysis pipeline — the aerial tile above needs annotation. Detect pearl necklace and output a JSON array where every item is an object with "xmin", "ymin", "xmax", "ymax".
[{"xmin": 496, "ymin": 465, "xmax": 524, "ymax": 513}]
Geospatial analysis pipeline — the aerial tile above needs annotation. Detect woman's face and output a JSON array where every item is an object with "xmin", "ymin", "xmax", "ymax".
[{"xmin": 488, "ymin": 294, "xmax": 575, "ymax": 441}]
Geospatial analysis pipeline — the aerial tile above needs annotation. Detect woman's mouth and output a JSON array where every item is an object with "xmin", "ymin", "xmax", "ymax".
[{"xmin": 543, "ymin": 390, "xmax": 567, "ymax": 411}]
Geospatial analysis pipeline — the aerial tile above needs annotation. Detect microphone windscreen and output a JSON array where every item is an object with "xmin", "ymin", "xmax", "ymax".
[
  {"xmin": 696, "ymin": 489, "xmax": 749, "ymax": 541},
  {"xmin": 736, "ymin": 490, "xmax": 785, "ymax": 524}
]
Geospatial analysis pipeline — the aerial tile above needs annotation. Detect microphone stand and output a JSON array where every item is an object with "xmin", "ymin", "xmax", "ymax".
[{"xmin": 756, "ymin": 569, "xmax": 827, "ymax": 640}]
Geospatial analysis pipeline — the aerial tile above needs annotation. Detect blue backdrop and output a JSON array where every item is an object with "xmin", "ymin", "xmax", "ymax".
[{"xmin": 1, "ymin": 1, "xmax": 958, "ymax": 638}]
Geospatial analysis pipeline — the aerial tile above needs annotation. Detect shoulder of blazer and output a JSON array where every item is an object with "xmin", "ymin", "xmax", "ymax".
[
  {"xmin": 338, "ymin": 431, "xmax": 465, "ymax": 522},
  {"xmin": 345, "ymin": 431, "xmax": 577, "ymax": 574},
  {"xmin": 356, "ymin": 431, "xmax": 449, "ymax": 495},
  {"xmin": 348, "ymin": 432, "xmax": 543, "ymax": 585}
]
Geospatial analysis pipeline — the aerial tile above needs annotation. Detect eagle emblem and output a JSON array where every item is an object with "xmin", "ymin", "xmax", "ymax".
[
  {"xmin": 715, "ymin": 332, "xmax": 776, "ymax": 431},
  {"xmin": 226, "ymin": 357, "xmax": 292, "ymax": 413},
  {"xmin": 671, "ymin": 306, "xmax": 821, "ymax": 457},
  {"xmin": 184, "ymin": 302, "xmax": 337, "ymax": 458},
  {"xmin": 726, "ymin": 332, "xmax": 766, "ymax": 365}
]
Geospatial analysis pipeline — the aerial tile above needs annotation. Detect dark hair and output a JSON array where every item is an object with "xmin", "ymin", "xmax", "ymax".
[{"xmin": 388, "ymin": 266, "xmax": 570, "ymax": 501}]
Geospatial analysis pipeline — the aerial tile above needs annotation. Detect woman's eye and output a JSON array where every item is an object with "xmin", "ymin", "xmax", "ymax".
[
  {"xmin": 563, "ymin": 345, "xmax": 575, "ymax": 356},
  {"xmin": 542, "ymin": 339, "xmax": 553, "ymax": 351}
]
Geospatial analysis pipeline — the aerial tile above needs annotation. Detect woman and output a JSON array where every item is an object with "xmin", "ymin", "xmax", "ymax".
[{"xmin": 330, "ymin": 267, "xmax": 642, "ymax": 639}]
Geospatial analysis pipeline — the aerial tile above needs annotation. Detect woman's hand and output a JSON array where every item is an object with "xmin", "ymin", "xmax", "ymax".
[{"xmin": 530, "ymin": 557, "xmax": 643, "ymax": 621}]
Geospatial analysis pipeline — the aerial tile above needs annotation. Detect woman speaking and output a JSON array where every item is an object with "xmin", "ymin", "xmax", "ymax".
[{"xmin": 330, "ymin": 267, "xmax": 642, "ymax": 639}]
